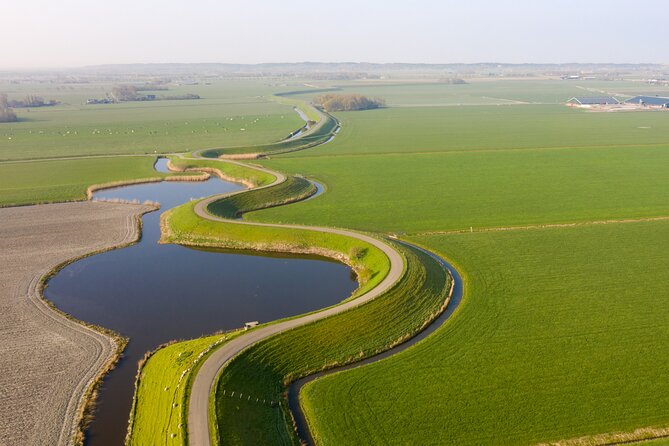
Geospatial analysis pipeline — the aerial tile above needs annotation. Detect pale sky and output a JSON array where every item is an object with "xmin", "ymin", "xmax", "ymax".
[{"xmin": 1, "ymin": 0, "xmax": 667, "ymax": 69}]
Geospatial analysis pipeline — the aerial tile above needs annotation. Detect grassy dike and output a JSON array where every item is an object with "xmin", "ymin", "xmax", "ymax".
[
  {"xmin": 207, "ymin": 175, "xmax": 316, "ymax": 219},
  {"xmin": 199, "ymin": 102, "xmax": 339, "ymax": 158},
  {"xmin": 160, "ymin": 200, "xmax": 389, "ymax": 297},
  {"xmin": 127, "ymin": 332, "xmax": 244, "ymax": 446},
  {"xmin": 167, "ymin": 155, "xmax": 276, "ymax": 188},
  {"xmin": 212, "ymin": 244, "xmax": 451, "ymax": 445}
]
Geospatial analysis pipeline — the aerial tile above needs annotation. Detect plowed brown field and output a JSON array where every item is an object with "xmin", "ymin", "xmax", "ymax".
[{"xmin": 0, "ymin": 201, "xmax": 151, "ymax": 445}]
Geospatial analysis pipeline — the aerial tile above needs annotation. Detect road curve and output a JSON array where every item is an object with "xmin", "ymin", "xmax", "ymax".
[
  {"xmin": 287, "ymin": 241, "xmax": 464, "ymax": 445},
  {"xmin": 184, "ymin": 159, "xmax": 405, "ymax": 446}
]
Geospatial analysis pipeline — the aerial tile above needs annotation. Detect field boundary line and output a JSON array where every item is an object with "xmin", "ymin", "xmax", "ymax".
[
  {"xmin": 280, "ymin": 141, "xmax": 669, "ymax": 160},
  {"xmin": 413, "ymin": 215, "xmax": 669, "ymax": 236}
]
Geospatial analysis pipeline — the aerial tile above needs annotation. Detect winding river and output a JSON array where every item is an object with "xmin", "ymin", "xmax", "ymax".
[{"xmin": 44, "ymin": 159, "xmax": 356, "ymax": 445}]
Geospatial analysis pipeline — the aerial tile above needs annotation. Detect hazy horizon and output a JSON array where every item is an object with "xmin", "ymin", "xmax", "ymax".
[{"xmin": 2, "ymin": 0, "xmax": 667, "ymax": 70}]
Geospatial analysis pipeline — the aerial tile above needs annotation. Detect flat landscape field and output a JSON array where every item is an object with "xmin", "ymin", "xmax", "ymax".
[
  {"xmin": 3, "ymin": 77, "xmax": 668, "ymax": 446},
  {"xmin": 241, "ymin": 80, "xmax": 669, "ymax": 444},
  {"xmin": 278, "ymin": 105, "xmax": 669, "ymax": 157},
  {"xmin": 288, "ymin": 79, "xmax": 669, "ymax": 106},
  {"xmin": 0, "ymin": 156, "xmax": 163, "ymax": 206},
  {"xmin": 302, "ymin": 220, "xmax": 669, "ymax": 445},
  {"xmin": 257, "ymin": 145, "xmax": 669, "ymax": 232},
  {"xmin": 0, "ymin": 80, "xmax": 302, "ymax": 160},
  {"xmin": 0, "ymin": 201, "xmax": 150, "ymax": 445}
]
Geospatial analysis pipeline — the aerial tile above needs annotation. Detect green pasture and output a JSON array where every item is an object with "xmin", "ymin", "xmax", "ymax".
[
  {"xmin": 258, "ymin": 145, "xmax": 669, "ymax": 233},
  {"xmin": 128, "ymin": 335, "xmax": 227, "ymax": 446},
  {"xmin": 288, "ymin": 79, "xmax": 663, "ymax": 106},
  {"xmin": 276, "ymin": 104, "xmax": 669, "ymax": 158},
  {"xmin": 0, "ymin": 81, "xmax": 303, "ymax": 161},
  {"xmin": 208, "ymin": 176, "xmax": 315, "ymax": 219},
  {"xmin": 0, "ymin": 156, "xmax": 164, "ymax": 206},
  {"xmin": 303, "ymin": 220, "xmax": 669, "ymax": 445}
]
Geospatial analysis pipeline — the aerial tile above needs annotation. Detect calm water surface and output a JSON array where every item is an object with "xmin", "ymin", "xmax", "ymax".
[{"xmin": 45, "ymin": 159, "xmax": 356, "ymax": 445}]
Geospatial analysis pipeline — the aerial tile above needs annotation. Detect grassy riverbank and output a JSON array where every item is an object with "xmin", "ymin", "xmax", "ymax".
[
  {"xmin": 127, "ymin": 332, "xmax": 244, "ymax": 446},
  {"xmin": 161, "ymin": 200, "xmax": 389, "ymax": 298},
  {"xmin": 199, "ymin": 107, "xmax": 338, "ymax": 158},
  {"xmin": 167, "ymin": 155, "xmax": 276, "ymax": 187},
  {"xmin": 208, "ymin": 175, "xmax": 316, "ymax": 219}
]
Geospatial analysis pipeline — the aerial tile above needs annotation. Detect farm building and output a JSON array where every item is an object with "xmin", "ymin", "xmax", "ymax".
[
  {"xmin": 625, "ymin": 96, "xmax": 669, "ymax": 108},
  {"xmin": 566, "ymin": 96, "xmax": 620, "ymax": 106}
]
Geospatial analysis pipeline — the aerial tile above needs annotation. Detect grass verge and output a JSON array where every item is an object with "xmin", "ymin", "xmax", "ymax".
[
  {"xmin": 126, "ymin": 331, "xmax": 243, "ymax": 446},
  {"xmin": 207, "ymin": 175, "xmax": 316, "ymax": 219}
]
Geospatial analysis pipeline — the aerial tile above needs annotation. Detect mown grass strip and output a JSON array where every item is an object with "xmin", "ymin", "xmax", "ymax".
[
  {"xmin": 167, "ymin": 155, "xmax": 276, "ymax": 187},
  {"xmin": 126, "ymin": 332, "xmax": 244, "ymax": 446},
  {"xmin": 207, "ymin": 175, "xmax": 316, "ymax": 219}
]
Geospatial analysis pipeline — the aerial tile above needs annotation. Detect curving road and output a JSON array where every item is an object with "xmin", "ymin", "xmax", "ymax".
[
  {"xmin": 182, "ymin": 102, "xmax": 453, "ymax": 446},
  {"xmin": 186, "ymin": 166, "xmax": 405, "ymax": 445},
  {"xmin": 287, "ymin": 241, "xmax": 464, "ymax": 445}
]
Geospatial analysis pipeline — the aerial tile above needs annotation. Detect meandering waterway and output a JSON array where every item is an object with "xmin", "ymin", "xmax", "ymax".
[{"xmin": 44, "ymin": 159, "xmax": 356, "ymax": 445}]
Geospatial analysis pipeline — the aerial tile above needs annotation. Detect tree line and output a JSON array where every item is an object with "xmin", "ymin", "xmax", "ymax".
[
  {"xmin": 314, "ymin": 94, "xmax": 385, "ymax": 112},
  {"xmin": 0, "ymin": 94, "xmax": 18, "ymax": 123}
]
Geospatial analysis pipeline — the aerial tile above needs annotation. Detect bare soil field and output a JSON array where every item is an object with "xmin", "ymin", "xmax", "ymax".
[{"xmin": 0, "ymin": 201, "xmax": 151, "ymax": 446}]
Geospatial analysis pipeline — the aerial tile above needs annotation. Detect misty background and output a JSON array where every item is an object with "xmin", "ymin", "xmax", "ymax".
[{"xmin": 1, "ymin": 0, "xmax": 667, "ymax": 69}]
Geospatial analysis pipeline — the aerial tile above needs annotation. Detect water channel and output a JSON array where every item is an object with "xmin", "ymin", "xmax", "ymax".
[{"xmin": 44, "ymin": 159, "xmax": 356, "ymax": 445}]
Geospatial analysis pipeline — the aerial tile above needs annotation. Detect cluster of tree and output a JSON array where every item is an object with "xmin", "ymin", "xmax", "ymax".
[
  {"xmin": 111, "ymin": 85, "xmax": 138, "ymax": 102},
  {"xmin": 3, "ymin": 94, "xmax": 58, "ymax": 108},
  {"xmin": 314, "ymin": 94, "xmax": 385, "ymax": 112},
  {"xmin": 438, "ymin": 77, "xmax": 468, "ymax": 84},
  {"xmin": 0, "ymin": 94, "xmax": 18, "ymax": 123},
  {"xmin": 103, "ymin": 85, "xmax": 200, "ymax": 103}
]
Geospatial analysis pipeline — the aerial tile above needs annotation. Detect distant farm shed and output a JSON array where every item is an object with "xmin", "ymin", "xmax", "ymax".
[
  {"xmin": 567, "ymin": 96, "xmax": 620, "ymax": 105},
  {"xmin": 625, "ymin": 96, "xmax": 669, "ymax": 108}
]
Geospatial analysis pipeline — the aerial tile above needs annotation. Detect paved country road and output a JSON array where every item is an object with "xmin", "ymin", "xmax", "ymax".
[
  {"xmin": 187, "ymin": 185, "xmax": 405, "ymax": 446},
  {"xmin": 182, "ymin": 150, "xmax": 406, "ymax": 445}
]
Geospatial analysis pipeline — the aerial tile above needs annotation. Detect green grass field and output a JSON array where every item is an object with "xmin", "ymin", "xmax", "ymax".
[
  {"xmin": 0, "ymin": 156, "xmax": 164, "ymax": 206},
  {"xmin": 274, "ymin": 105, "xmax": 669, "ymax": 158},
  {"xmin": 0, "ymin": 80, "xmax": 303, "ymax": 161},
  {"xmin": 302, "ymin": 220, "xmax": 669, "ymax": 445},
  {"xmin": 287, "ymin": 79, "xmax": 669, "ymax": 106},
  {"xmin": 257, "ymin": 145, "xmax": 669, "ymax": 233},
  {"xmin": 5, "ymin": 77, "xmax": 667, "ymax": 445}
]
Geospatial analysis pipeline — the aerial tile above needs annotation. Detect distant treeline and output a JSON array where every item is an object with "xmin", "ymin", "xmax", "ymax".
[
  {"xmin": 438, "ymin": 77, "xmax": 468, "ymax": 84},
  {"xmin": 314, "ymin": 94, "xmax": 385, "ymax": 112},
  {"xmin": 87, "ymin": 85, "xmax": 200, "ymax": 104},
  {"xmin": 0, "ymin": 94, "xmax": 18, "ymax": 123},
  {"xmin": 1, "ymin": 93, "xmax": 58, "ymax": 109}
]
